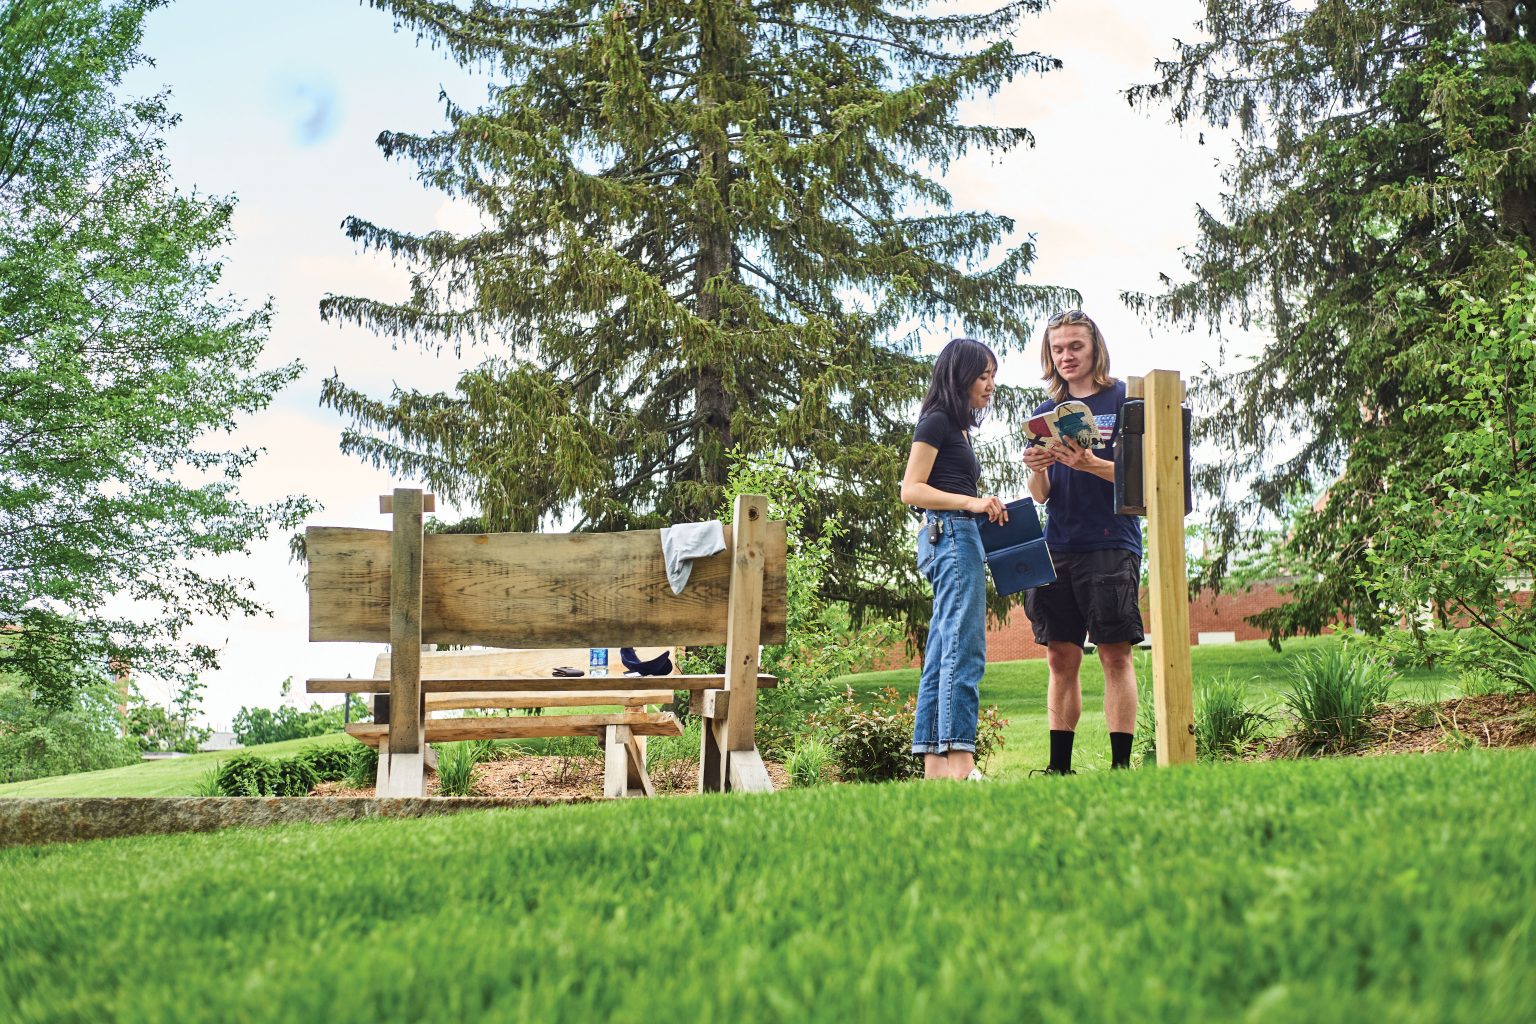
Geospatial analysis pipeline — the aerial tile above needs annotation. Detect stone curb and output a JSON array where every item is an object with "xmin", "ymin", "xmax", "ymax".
[{"xmin": 0, "ymin": 796, "xmax": 600, "ymax": 849}]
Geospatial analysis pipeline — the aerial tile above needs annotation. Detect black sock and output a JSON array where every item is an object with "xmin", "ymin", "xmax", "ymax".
[
  {"xmin": 1110, "ymin": 732, "xmax": 1133, "ymax": 769},
  {"xmin": 1049, "ymin": 730, "xmax": 1075, "ymax": 773}
]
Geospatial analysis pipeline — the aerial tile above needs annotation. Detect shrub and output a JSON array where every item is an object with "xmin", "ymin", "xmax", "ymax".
[
  {"xmin": 274, "ymin": 756, "xmax": 319, "ymax": 797},
  {"xmin": 785, "ymin": 738, "xmax": 833, "ymax": 786},
  {"xmin": 1194, "ymin": 673, "xmax": 1269, "ymax": 760},
  {"xmin": 1280, "ymin": 646, "xmax": 1395, "ymax": 752},
  {"xmin": 975, "ymin": 705, "xmax": 1008, "ymax": 772},
  {"xmin": 825, "ymin": 687, "xmax": 920, "ymax": 784},
  {"xmin": 214, "ymin": 753, "xmax": 280, "ymax": 796},
  {"xmin": 0, "ymin": 677, "xmax": 138, "ymax": 784},
  {"xmin": 296, "ymin": 745, "xmax": 354, "ymax": 782}
]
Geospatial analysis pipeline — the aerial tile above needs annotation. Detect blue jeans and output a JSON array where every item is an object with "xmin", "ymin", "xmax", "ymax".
[{"xmin": 912, "ymin": 511, "xmax": 985, "ymax": 754}]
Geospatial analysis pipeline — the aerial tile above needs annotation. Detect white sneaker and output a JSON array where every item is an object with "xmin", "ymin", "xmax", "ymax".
[{"xmin": 965, "ymin": 768, "xmax": 986, "ymax": 782}]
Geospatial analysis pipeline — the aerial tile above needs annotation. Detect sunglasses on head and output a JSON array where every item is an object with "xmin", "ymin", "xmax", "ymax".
[{"xmin": 1048, "ymin": 309, "xmax": 1090, "ymax": 327}]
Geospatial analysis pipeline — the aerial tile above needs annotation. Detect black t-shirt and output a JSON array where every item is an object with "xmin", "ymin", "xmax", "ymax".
[{"xmin": 913, "ymin": 410, "xmax": 980, "ymax": 501}]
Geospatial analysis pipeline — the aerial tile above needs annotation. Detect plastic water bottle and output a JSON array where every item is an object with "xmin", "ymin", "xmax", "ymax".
[{"xmin": 588, "ymin": 647, "xmax": 608, "ymax": 677}]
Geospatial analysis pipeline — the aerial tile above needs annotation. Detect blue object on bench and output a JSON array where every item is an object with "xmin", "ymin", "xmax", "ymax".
[{"xmin": 976, "ymin": 499, "xmax": 1056, "ymax": 597}]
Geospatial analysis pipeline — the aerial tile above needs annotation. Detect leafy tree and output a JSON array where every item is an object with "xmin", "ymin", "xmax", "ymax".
[
  {"xmin": 231, "ymin": 678, "xmax": 369, "ymax": 747},
  {"xmin": 1129, "ymin": 1, "xmax": 1536, "ymax": 650},
  {"xmin": 0, "ymin": 0, "xmax": 314, "ymax": 704},
  {"xmin": 321, "ymin": 0, "xmax": 1067, "ymax": 627},
  {"xmin": 0, "ymin": 669, "xmax": 138, "ymax": 783},
  {"xmin": 124, "ymin": 679, "xmax": 212, "ymax": 754}
]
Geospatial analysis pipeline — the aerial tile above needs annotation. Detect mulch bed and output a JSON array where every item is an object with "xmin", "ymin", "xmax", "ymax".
[
  {"xmin": 314, "ymin": 752, "xmax": 791, "ymax": 799},
  {"xmin": 1254, "ymin": 692, "xmax": 1536, "ymax": 760}
]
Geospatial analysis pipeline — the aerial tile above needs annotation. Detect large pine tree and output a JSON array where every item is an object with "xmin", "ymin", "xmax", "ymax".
[
  {"xmin": 1130, "ymin": 1, "xmax": 1536, "ymax": 649},
  {"xmin": 321, "ymin": 1, "xmax": 1068, "ymax": 625}
]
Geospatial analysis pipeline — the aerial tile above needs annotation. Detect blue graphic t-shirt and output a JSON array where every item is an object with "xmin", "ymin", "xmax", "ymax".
[{"xmin": 1031, "ymin": 380, "xmax": 1142, "ymax": 555}]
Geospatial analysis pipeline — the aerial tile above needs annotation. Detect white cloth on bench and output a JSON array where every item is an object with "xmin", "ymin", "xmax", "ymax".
[{"xmin": 659, "ymin": 520, "xmax": 725, "ymax": 594}]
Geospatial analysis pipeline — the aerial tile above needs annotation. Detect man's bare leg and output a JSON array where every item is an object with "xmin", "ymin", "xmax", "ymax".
[
  {"xmin": 1046, "ymin": 641, "xmax": 1084, "ymax": 730},
  {"xmin": 1098, "ymin": 641, "xmax": 1139, "ymax": 767}
]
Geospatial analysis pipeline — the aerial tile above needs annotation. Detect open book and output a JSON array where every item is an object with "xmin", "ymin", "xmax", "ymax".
[{"xmin": 1024, "ymin": 400, "xmax": 1104, "ymax": 450}]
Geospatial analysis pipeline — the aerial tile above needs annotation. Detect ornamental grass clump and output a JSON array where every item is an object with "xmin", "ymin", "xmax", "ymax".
[
  {"xmin": 1195, "ymin": 673, "xmax": 1269, "ymax": 760},
  {"xmin": 1281, "ymin": 646, "xmax": 1395, "ymax": 753},
  {"xmin": 435, "ymin": 742, "xmax": 487, "ymax": 797},
  {"xmin": 785, "ymin": 738, "xmax": 833, "ymax": 787}
]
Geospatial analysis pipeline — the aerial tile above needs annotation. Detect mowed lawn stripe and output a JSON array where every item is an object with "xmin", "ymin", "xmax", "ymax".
[{"xmin": 2, "ymin": 750, "xmax": 1532, "ymax": 1023}]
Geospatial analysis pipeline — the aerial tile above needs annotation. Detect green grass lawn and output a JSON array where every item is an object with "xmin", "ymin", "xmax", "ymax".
[
  {"xmin": 837, "ymin": 636, "xmax": 1460, "ymax": 778},
  {"xmin": 0, "ymin": 734, "xmax": 349, "ymax": 798},
  {"xmin": 2, "ymin": 750, "xmax": 1531, "ymax": 1022}
]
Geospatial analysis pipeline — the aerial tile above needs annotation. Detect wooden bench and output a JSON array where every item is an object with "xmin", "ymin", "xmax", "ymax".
[
  {"xmin": 304, "ymin": 489, "xmax": 787, "ymax": 797},
  {"xmin": 349, "ymin": 646, "xmax": 686, "ymax": 796}
]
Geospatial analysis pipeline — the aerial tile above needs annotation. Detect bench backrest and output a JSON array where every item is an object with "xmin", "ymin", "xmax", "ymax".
[{"xmin": 307, "ymin": 523, "xmax": 788, "ymax": 648}]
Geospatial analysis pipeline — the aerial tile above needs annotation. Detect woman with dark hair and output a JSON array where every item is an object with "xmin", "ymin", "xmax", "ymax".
[{"xmin": 899, "ymin": 337, "xmax": 1007, "ymax": 781}]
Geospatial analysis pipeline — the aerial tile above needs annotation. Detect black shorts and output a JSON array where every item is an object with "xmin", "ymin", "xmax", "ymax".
[{"xmin": 1024, "ymin": 548, "xmax": 1144, "ymax": 649}]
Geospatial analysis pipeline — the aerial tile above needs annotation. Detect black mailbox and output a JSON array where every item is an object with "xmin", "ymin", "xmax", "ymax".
[{"xmin": 1114, "ymin": 400, "xmax": 1192, "ymax": 516}]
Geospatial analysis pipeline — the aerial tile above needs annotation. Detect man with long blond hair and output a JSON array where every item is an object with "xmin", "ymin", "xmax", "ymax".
[{"xmin": 1022, "ymin": 310, "xmax": 1142, "ymax": 774}]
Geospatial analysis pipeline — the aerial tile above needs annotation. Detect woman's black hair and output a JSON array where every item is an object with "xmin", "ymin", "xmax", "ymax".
[{"xmin": 918, "ymin": 337, "xmax": 997, "ymax": 429}]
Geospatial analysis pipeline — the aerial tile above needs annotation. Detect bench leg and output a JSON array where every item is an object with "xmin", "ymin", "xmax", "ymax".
[
  {"xmin": 698, "ymin": 716, "xmax": 726, "ymax": 793},
  {"xmin": 603, "ymin": 725, "xmax": 630, "ymax": 799},
  {"xmin": 623, "ymin": 731, "xmax": 654, "ymax": 797},
  {"xmin": 727, "ymin": 747, "xmax": 773, "ymax": 793},
  {"xmin": 378, "ymin": 751, "xmax": 425, "ymax": 797}
]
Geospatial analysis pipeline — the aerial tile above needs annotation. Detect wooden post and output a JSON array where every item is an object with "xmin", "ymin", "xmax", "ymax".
[
  {"xmin": 723, "ymin": 495, "xmax": 766, "ymax": 752},
  {"xmin": 382, "ymin": 487, "xmax": 427, "ymax": 795},
  {"xmin": 1143, "ymin": 370, "xmax": 1197, "ymax": 765}
]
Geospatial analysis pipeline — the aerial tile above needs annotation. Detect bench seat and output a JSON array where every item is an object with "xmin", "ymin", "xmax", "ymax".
[{"xmin": 345, "ymin": 711, "xmax": 684, "ymax": 746}]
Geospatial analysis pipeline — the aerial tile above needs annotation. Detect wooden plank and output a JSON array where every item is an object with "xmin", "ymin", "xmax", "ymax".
[
  {"xmin": 306, "ymin": 523, "xmax": 788, "ymax": 646},
  {"xmin": 346, "ymin": 713, "xmax": 682, "ymax": 746},
  {"xmin": 425, "ymin": 691, "xmax": 670, "ymax": 712},
  {"xmin": 727, "ymin": 748, "xmax": 774, "ymax": 794},
  {"xmin": 723, "ymin": 495, "xmax": 767, "ymax": 753},
  {"xmin": 697, "ymin": 688, "xmax": 729, "ymax": 720},
  {"xmin": 623, "ymin": 729, "xmax": 653, "ymax": 797},
  {"xmin": 699, "ymin": 714, "xmax": 725, "ymax": 794},
  {"xmin": 379, "ymin": 493, "xmax": 435, "ymax": 513},
  {"xmin": 1144, "ymin": 369, "xmax": 1197, "ymax": 766},
  {"xmin": 388, "ymin": 489, "xmax": 425, "ymax": 758},
  {"xmin": 603, "ymin": 725, "xmax": 630, "ymax": 798},
  {"xmin": 308, "ymin": 674, "xmax": 775, "ymax": 695},
  {"xmin": 373, "ymin": 646, "xmax": 678, "ymax": 682}
]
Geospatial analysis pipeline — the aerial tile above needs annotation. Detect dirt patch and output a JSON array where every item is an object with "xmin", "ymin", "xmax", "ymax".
[
  {"xmin": 1254, "ymin": 692, "xmax": 1536, "ymax": 760},
  {"xmin": 314, "ymin": 752, "xmax": 791, "ymax": 799}
]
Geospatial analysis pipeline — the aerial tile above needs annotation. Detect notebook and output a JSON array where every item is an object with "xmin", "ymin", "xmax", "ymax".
[{"xmin": 976, "ymin": 498, "xmax": 1056, "ymax": 596}]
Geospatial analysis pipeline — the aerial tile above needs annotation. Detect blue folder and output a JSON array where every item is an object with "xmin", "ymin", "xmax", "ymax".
[{"xmin": 976, "ymin": 498, "xmax": 1056, "ymax": 597}]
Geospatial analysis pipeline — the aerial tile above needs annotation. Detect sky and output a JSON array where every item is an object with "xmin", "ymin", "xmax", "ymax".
[{"xmin": 115, "ymin": 0, "xmax": 1238, "ymax": 728}]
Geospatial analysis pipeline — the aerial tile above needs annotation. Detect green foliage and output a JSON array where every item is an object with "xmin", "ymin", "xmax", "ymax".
[
  {"xmin": 1280, "ymin": 646, "xmax": 1396, "ymax": 753},
  {"xmin": 124, "ymin": 680, "xmax": 210, "ymax": 754},
  {"xmin": 272, "ymin": 756, "xmax": 318, "ymax": 798},
  {"xmin": 974, "ymin": 704, "xmax": 1009, "ymax": 773},
  {"xmin": 784, "ymin": 737, "xmax": 833, "ymax": 787},
  {"xmin": 0, "ymin": 673, "xmax": 137, "ymax": 784},
  {"xmin": 212, "ymin": 753, "xmax": 280, "ymax": 797},
  {"xmin": 824, "ymin": 686, "xmax": 920, "ymax": 784},
  {"xmin": 294, "ymin": 745, "xmax": 355, "ymax": 783},
  {"xmin": 231, "ymin": 685, "xmax": 369, "ymax": 746},
  {"xmin": 5, "ymin": 753, "xmax": 1535, "ymax": 1021},
  {"xmin": 434, "ymin": 742, "xmax": 487, "ymax": 797},
  {"xmin": 1194, "ymin": 673, "xmax": 1269, "ymax": 761},
  {"xmin": 342, "ymin": 744, "xmax": 379, "ymax": 789},
  {"xmin": 189, "ymin": 766, "xmax": 222, "ymax": 798},
  {"xmin": 319, "ymin": 1, "xmax": 1067, "ymax": 631},
  {"xmin": 717, "ymin": 452, "xmax": 904, "ymax": 755},
  {"xmin": 0, "ymin": 0, "xmax": 313, "ymax": 705},
  {"xmin": 1131, "ymin": 3, "xmax": 1536, "ymax": 649}
]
